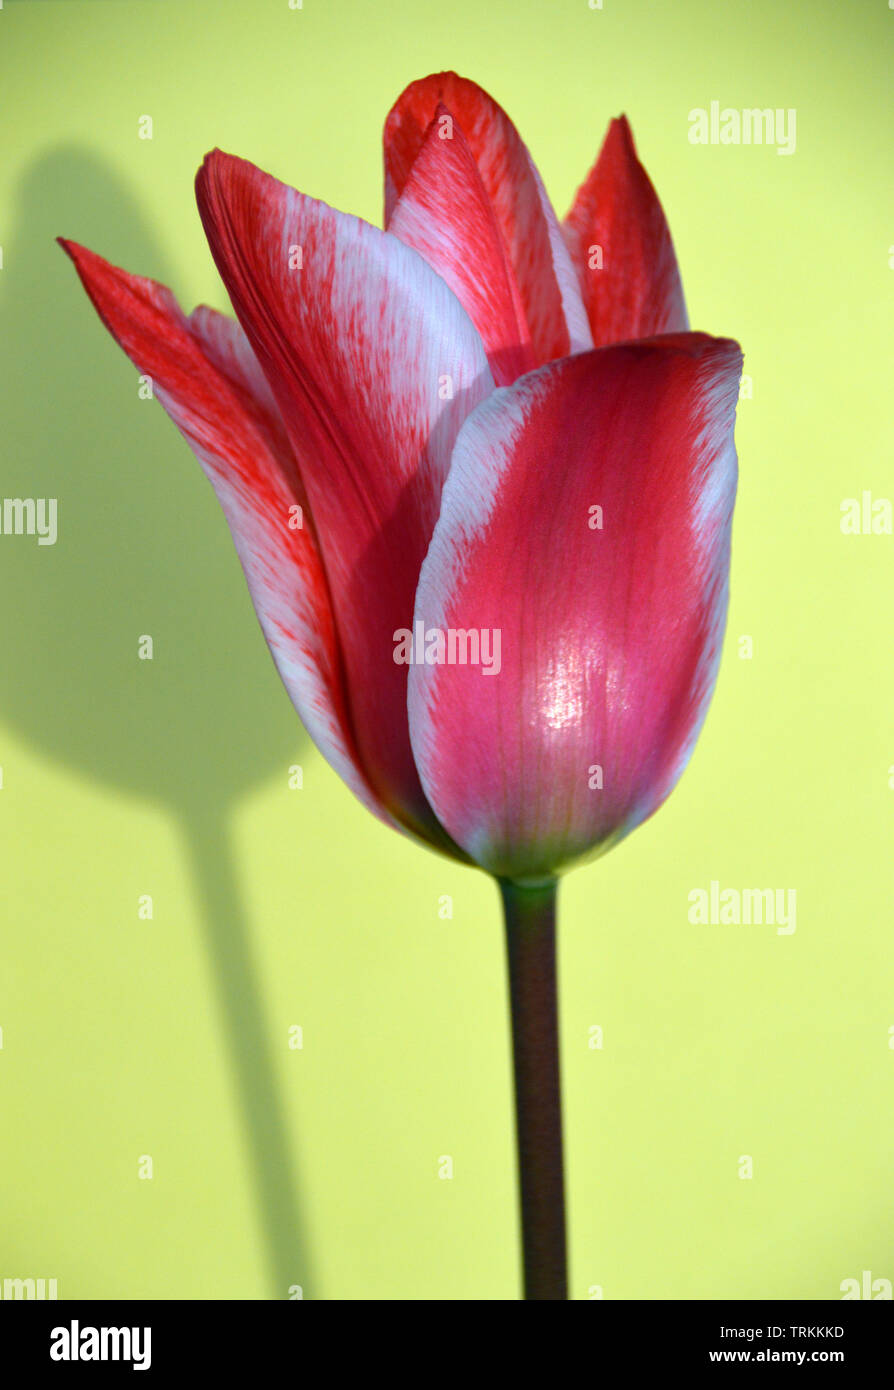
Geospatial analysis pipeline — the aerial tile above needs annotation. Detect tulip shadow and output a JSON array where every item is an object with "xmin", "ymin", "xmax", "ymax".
[{"xmin": 0, "ymin": 147, "xmax": 313, "ymax": 1298}]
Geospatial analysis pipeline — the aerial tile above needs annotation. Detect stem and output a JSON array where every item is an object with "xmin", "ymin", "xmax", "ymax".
[{"xmin": 500, "ymin": 878, "xmax": 567, "ymax": 1300}]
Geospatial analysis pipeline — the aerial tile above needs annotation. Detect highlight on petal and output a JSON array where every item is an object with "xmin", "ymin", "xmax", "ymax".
[
  {"xmin": 389, "ymin": 104, "xmax": 536, "ymax": 386},
  {"xmin": 408, "ymin": 333, "xmax": 742, "ymax": 882},
  {"xmin": 58, "ymin": 238, "xmax": 391, "ymax": 829},
  {"xmin": 564, "ymin": 116, "xmax": 688, "ymax": 347},
  {"xmin": 195, "ymin": 150, "xmax": 493, "ymax": 849},
  {"xmin": 384, "ymin": 71, "xmax": 592, "ymax": 365}
]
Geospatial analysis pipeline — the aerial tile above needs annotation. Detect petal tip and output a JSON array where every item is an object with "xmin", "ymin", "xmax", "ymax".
[{"xmin": 57, "ymin": 235, "xmax": 86, "ymax": 264}]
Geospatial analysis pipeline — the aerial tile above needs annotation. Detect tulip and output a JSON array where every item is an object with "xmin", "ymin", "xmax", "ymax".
[{"xmin": 60, "ymin": 71, "xmax": 742, "ymax": 1300}]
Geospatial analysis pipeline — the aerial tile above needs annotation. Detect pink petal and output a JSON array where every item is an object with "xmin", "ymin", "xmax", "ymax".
[
  {"xmin": 564, "ymin": 116, "xmax": 688, "ymax": 347},
  {"xmin": 384, "ymin": 72, "xmax": 592, "ymax": 365},
  {"xmin": 195, "ymin": 150, "xmax": 493, "ymax": 848},
  {"xmin": 389, "ymin": 104, "xmax": 537, "ymax": 386},
  {"xmin": 58, "ymin": 238, "xmax": 392, "ymax": 829},
  {"xmin": 408, "ymin": 333, "xmax": 742, "ymax": 881}
]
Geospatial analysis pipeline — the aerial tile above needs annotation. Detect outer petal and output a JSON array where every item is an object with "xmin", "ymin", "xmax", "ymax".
[
  {"xmin": 384, "ymin": 72, "xmax": 593, "ymax": 365},
  {"xmin": 195, "ymin": 150, "xmax": 493, "ymax": 847},
  {"xmin": 58, "ymin": 239, "xmax": 391, "ymax": 829},
  {"xmin": 563, "ymin": 116, "xmax": 688, "ymax": 347},
  {"xmin": 408, "ymin": 334, "xmax": 742, "ymax": 882},
  {"xmin": 389, "ymin": 105, "xmax": 537, "ymax": 386}
]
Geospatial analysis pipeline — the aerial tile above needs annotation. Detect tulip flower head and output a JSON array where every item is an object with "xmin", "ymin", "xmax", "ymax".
[{"xmin": 61, "ymin": 71, "xmax": 742, "ymax": 1299}]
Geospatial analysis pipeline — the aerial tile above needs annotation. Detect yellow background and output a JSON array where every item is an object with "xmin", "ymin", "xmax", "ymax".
[{"xmin": 0, "ymin": 0, "xmax": 891, "ymax": 1299}]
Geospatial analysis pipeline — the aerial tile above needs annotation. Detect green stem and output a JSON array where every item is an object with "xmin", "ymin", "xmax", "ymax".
[{"xmin": 500, "ymin": 878, "xmax": 567, "ymax": 1300}]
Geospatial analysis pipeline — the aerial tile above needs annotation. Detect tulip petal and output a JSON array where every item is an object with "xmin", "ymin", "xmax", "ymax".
[
  {"xmin": 564, "ymin": 116, "xmax": 688, "ymax": 347},
  {"xmin": 58, "ymin": 239, "xmax": 392, "ymax": 828},
  {"xmin": 408, "ymin": 334, "xmax": 742, "ymax": 881},
  {"xmin": 389, "ymin": 105, "xmax": 537, "ymax": 386},
  {"xmin": 384, "ymin": 72, "xmax": 593, "ymax": 364},
  {"xmin": 195, "ymin": 150, "xmax": 493, "ymax": 847}
]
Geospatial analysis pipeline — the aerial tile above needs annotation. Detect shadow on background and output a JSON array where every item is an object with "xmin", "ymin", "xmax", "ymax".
[{"xmin": 0, "ymin": 147, "xmax": 313, "ymax": 1298}]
